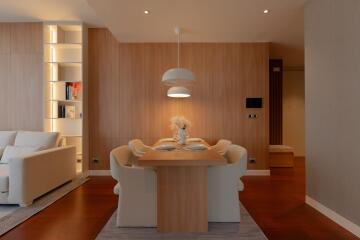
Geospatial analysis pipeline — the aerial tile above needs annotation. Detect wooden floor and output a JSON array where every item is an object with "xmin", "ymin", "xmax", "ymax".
[
  {"xmin": 240, "ymin": 158, "xmax": 359, "ymax": 240},
  {"xmin": 1, "ymin": 158, "xmax": 358, "ymax": 240}
]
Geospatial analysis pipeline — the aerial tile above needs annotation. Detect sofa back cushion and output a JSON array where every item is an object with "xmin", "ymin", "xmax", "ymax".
[
  {"xmin": 0, "ymin": 145, "xmax": 40, "ymax": 164},
  {"xmin": 14, "ymin": 131, "xmax": 60, "ymax": 150},
  {"xmin": 0, "ymin": 147, "xmax": 4, "ymax": 158},
  {"xmin": 0, "ymin": 131, "xmax": 17, "ymax": 148}
]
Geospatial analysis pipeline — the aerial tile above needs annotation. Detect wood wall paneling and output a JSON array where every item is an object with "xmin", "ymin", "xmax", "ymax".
[
  {"xmin": 269, "ymin": 59, "xmax": 283, "ymax": 145},
  {"xmin": 88, "ymin": 29, "xmax": 269, "ymax": 170},
  {"xmin": 0, "ymin": 23, "xmax": 43, "ymax": 131}
]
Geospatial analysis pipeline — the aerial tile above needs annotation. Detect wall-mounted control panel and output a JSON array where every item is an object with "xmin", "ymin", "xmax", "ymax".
[{"xmin": 246, "ymin": 98, "xmax": 263, "ymax": 108}]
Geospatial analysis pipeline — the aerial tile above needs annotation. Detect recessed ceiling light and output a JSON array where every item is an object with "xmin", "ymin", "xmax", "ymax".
[
  {"xmin": 263, "ymin": 9, "xmax": 269, "ymax": 14},
  {"xmin": 144, "ymin": 10, "xmax": 150, "ymax": 14}
]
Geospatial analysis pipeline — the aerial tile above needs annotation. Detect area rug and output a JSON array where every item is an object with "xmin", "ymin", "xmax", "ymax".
[
  {"xmin": 96, "ymin": 203, "xmax": 268, "ymax": 240},
  {"xmin": 0, "ymin": 177, "xmax": 88, "ymax": 236}
]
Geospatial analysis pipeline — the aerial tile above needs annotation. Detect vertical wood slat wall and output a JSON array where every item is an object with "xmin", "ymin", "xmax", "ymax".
[
  {"xmin": 0, "ymin": 23, "xmax": 43, "ymax": 131},
  {"xmin": 269, "ymin": 59, "xmax": 283, "ymax": 145},
  {"xmin": 88, "ymin": 29, "xmax": 269, "ymax": 170}
]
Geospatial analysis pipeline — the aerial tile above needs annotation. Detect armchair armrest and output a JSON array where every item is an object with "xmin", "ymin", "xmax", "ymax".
[{"xmin": 8, "ymin": 146, "xmax": 76, "ymax": 206}]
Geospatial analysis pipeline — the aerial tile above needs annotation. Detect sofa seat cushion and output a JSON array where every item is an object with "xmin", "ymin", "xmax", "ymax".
[
  {"xmin": 14, "ymin": 131, "xmax": 59, "ymax": 150},
  {"xmin": 0, "ymin": 146, "xmax": 40, "ymax": 164},
  {"xmin": 0, "ymin": 131, "xmax": 17, "ymax": 148},
  {"xmin": 0, "ymin": 164, "xmax": 9, "ymax": 192}
]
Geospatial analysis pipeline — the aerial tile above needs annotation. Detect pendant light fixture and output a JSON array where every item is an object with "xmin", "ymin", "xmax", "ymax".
[
  {"xmin": 167, "ymin": 86, "xmax": 191, "ymax": 98},
  {"xmin": 162, "ymin": 27, "xmax": 195, "ymax": 98}
]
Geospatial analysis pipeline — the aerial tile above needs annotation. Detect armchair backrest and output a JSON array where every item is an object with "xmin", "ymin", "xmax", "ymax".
[
  {"xmin": 128, "ymin": 139, "xmax": 152, "ymax": 157},
  {"xmin": 210, "ymin": 139, "xmax": 232, "ymax": 155},
  {"xmin": 225, "ymin": 144, "xmax": 248, "ymax": 176},
  {"xmin": 110, "ymin": 145, "xmax": 132, "ymax": 181}
]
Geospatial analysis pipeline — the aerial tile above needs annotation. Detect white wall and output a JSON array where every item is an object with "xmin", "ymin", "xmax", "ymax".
[
  {"xmin": 305, "ymin": 0, "xmax": 360, "ymax": 228},
  {"xmin": 283, "ymin": 70, "xmax": 305, "ymax": 157}
]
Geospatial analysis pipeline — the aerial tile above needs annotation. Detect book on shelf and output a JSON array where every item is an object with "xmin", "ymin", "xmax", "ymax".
[
  {"xmin": 58, "ymin": 105, "xmax": 66, "ymax": 118},
  {"xmin": 65, "ymin": 82, "xmax": 81, "ymax": 100},
  {"xmin": 65, "ymin": 105, "xmax": 76, "ymax": 119}
]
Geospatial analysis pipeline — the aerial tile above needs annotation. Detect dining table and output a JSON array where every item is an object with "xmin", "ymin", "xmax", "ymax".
[{"xmin": 138, "ymin": 139, "xmax": 226, "ymax": 233}]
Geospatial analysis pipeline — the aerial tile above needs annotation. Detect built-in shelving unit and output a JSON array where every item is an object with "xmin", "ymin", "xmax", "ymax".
[{"xmin": 43, "ymin": 23, "xmax": 86, "ymax": 174}]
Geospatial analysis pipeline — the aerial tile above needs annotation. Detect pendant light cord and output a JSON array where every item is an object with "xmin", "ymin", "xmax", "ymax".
[{"xmin": 177, "ymin": 28, "xmax": 180, "ymax": 68}]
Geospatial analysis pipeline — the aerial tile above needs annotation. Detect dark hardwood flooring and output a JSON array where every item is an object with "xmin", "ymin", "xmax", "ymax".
[
  {"xmin": 240, "ymin": 158, "xmax": 358, "ymax": 240},
  {"xmin": 1, "ymin": 177, "xmax": 118, "ymax": 240},
  {"xmin": 1, "ymin": 158, "xmax": 358, "ymax": 240}
]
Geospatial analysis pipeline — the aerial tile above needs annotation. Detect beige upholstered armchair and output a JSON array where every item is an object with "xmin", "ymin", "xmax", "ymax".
[
  {"xmin": 208, "ymin": 144, "xmax": 248, "ymax": 222},
  {"xmin": 210, "ymin": 139, "xmax": 232, "ymax": 155},
  {"xmin": 110, "ymin": 145, "xmax": 157, "ymax": 227},
  {"xmin": 128, "ymin": 139, "xmax": 152, "ymax": 157}
]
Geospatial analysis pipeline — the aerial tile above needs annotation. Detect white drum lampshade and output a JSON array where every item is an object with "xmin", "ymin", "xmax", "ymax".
[
  {"xmin": 162, "ymin": 27, "xmax": 196, "ymax": 89},
  {"xmin": 162, "ymin": 68, "xmax": 195, "ymax": 86},
  {"xmin": 167, "ymin": 86, "xmax": 191, "ymax": 98}
]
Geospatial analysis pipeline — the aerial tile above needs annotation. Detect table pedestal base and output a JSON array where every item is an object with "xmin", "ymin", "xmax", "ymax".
[{"xmin": 157, "ymin": 166, "xmax": 208, "ymax": 232}]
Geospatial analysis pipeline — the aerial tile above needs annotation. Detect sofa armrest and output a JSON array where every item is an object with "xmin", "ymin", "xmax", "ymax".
[{"xmin": 8, "ymin": 146, "xmax": 76, "ymax": 205}]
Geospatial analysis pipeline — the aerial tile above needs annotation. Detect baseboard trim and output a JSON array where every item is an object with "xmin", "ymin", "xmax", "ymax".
[
  {"xmin": 306, "ymin": 195, "xmax": 360, "ymax": 238},
  {"xmin": 88, "ymin": 170, "xmax": 111, "ymax": 176},
  {"xmin": 245, "ymin": 170, "xmax": 270, "ymax": 176},
  {"xmin": 88, "ymin": 169, "xmax": 270, "ymax": 176}
]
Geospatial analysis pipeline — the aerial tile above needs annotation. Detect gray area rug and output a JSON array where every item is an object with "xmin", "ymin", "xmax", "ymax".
[
  {"xmin": 96, "ymin": 203, "xmax": 268, "ymax": 240},
  {"xmin": 0, "ymin": 177, "xmax": 88, "ymax": 236}
]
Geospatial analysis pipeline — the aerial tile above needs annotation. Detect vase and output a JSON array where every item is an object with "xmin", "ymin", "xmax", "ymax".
[{"xmin": 177, "ymin": 128, "xmax": 187, "ymax": 145}]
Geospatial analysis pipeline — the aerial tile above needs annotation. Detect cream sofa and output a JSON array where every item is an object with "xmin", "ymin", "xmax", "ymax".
[{"xmin": 0, "ymin": 131, "xmax": 76, "ymax": 207}]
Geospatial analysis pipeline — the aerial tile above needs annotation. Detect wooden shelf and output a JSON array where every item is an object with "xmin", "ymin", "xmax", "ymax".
[
  {"xmin": 45, "ymin": 61, "xmax": 82, "ymax": 62},
  {"xmin": 47, "ymin": 99, "xmax": 82, "ymax": 103},
  {"xmin": 46, "ymin": 117, "xmax": 82, "ymax": 120},
  {"xmin": 43, "ymin": 23, "xmax": 85, "ymax": 174},
  {"xmin": 48, "ymin": 80, "xmax": 82, "ymax": 83},
  {"xmin": 45, "ymin": 43, "xmax": 82, "ymax": 48}
]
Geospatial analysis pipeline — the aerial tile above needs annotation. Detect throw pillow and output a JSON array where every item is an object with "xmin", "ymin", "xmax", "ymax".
[
  {"xmin": 0, "ymin": 131, "xmax": 17, "ymax": 148},
  {"xmin": 14, "ymin": 131, "xmax": 59, "ymax": 150}
]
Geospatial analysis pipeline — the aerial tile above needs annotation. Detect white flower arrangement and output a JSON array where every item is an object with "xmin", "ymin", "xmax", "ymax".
[{"xmin": 170, "ymin": 116, "xmax": 192, "ymax": 131}]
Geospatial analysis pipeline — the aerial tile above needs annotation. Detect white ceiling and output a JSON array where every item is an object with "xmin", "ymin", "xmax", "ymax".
[
  {"xmin": 0, "ymin": 0, "xmax": 305, "ymax": 51},
  {"xmin": 86, "ymin": 0, "xmax": 305, "ymax": 47},
  {"xmin": 0, "ymin": 0, "xmax": 103, "ymax": 26}
]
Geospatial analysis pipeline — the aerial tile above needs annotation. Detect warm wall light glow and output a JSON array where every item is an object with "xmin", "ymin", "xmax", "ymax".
[
  {"xmin": 50, "ymin": 25, "xmax": 57, "ymax": 43},
  {"xmin": 50, "ymin": 83, "xmax": 55, "ymax": 130},
  {"xmin": 51, "ymin": 63, "xmax": 58, "ymax": 81},
  {"xmin": 50, "ymin": 46, "xmax": 57, "ymax": 62},
  {"xmin": 144, "ymin": 10, "xmax": 150, "ymax": 14},
  {"xmin": 263, "ymin": 9, "xmax": 269, "ymax": 14}
]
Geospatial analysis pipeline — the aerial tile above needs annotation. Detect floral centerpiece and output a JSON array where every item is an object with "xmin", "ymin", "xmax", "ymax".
[{"xmin": 170, "ymin": 116, "xmax": 191, "ymax": 145}]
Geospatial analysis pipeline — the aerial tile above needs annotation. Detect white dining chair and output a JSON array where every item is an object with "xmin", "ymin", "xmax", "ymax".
[
  {"xmin": 208, "ymin": 144, "xmax": 247, "ymax": 222},
  {"xmin": 128, "ymin": 139, "xmax": 152, "ymax": 166},
  {"xmin": 110, "ymin": 145, "xmax": 157, "ymax": 227},
  {"xmin": 209, "ymin": 139, "xmax": 232, "ymax": 155}
]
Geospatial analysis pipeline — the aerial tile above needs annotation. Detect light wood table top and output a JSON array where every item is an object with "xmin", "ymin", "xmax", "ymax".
[
  {"xmin": 138, "ymin": 140, "xmax": 226, "ymax": 167},
  {"xmin": 138, "ymin": 150, "xmax": 226, "ymax": 166}
]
